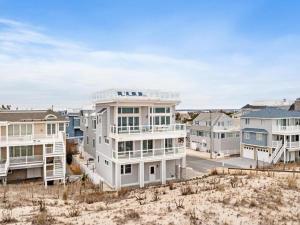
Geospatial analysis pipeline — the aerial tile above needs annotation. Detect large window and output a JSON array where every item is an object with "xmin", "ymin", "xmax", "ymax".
[
  {"xmin": 118, "ymin": 116, "xmax": 139, "ymax": 128},
  {"xmin": 121, "ymin": 164, "xmax": 132, "ymax": 175},
  {"xmin": 151, "ymin": 107, "xmax": 171, "ymax": 114},
  {"xmin": 8, "ymin": 124, "xmax": 32, "ymax": 136},
  {"xmin": 9, "ymin": 146, "xmax": 33, "ymax": 157},
  {"xmin": 118, "ymin": 141, "xmax": 133, "ymax": 153},
  {"xmin": 244, "ymin": 133, "xmax": 250, "ymax": 140},
  {"xmin": 118, "ymin": 107, "xmax": 139, "ymax": 114},
  {"xmin": 151, "ymin": 116, "xmax": 171, "ymax": 125}
]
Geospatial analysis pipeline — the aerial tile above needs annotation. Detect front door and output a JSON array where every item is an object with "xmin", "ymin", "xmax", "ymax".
[{"xmin": 149, "ymin": 165, "xmax": 156, "ymax": 182}]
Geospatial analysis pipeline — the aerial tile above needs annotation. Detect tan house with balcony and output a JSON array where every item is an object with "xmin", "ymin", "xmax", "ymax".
[
  {"xmin": 0, "ymin": 110, "xmax": 66, "ymax": 186},
  {"xmin": 85, "ymin": 89, "xmax": 186, "ymax": 189}
]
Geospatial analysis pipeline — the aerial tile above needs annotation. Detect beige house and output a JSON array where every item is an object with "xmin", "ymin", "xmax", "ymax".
[{"xmin": 0, "ymin": 110, "xmax": 66, "ymax": 186}]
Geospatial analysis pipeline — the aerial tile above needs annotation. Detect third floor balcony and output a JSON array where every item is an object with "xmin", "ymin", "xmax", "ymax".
[{"xmin": 110, "ymin": 124, "xmax": 186, "ymax": 140}]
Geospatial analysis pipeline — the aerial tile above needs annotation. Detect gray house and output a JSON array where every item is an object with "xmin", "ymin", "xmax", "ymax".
[
  {"xmin": 82, "ymin": 89, "xmax": 186, "ymax": 189},
  {"xmin": 190, "ymin": 112, "xmax": 240, "ymax": 156},
  {"xmin": 241, "ymin": 108, "xmax": 300, "ymax": 163},
  {"xmin": 80, "ymin": 110, "xmax": 96, "ymax": 158}
]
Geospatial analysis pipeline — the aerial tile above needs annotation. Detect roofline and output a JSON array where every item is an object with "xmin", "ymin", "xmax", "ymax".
[{"xmin": 241, "ymin": 116, "xmax": 300, "ymax": 119}]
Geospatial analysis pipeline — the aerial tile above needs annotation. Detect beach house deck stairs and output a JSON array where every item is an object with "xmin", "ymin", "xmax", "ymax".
[
  {"xmin": 270, "ymin": 143, "xmax": 285, "ymax": 164},
  {"xmin": 54, "ymin": 141, "xmax": 64, "ymax": 155}
]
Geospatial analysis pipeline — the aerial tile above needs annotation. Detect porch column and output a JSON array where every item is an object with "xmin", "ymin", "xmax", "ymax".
[
  {"xmin": 139, "ymin": 162, "xmax": 144, "ymax": 188},
  {"xmin": 161, "ymin": 159, "xmax": 166, "ymax": 185},
  {"xmin": 115, "ymin": 163, "xmax": 121, "ymax": 190},
  {"xmin": 283, "ymin": 135, "xmax": 286, "ymax": 164},
  {"xmin": 181, "ymin": 156, "xmax": 186, "ymax": 168},
  {"xmin": 140, "ymin": 141, "xmax": 143, "ymax": 159},
  {"xmin": 43, "ymin": 144, "xmax": 47, "ymax": 187}
]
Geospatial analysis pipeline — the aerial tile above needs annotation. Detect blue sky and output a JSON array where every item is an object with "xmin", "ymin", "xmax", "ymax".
[{"xmin": 0, "ymin": 0, "xmax": 300, "ymax": 109}]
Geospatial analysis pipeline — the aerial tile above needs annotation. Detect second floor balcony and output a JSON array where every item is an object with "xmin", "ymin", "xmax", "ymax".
[
  {"xmin": 112, "ymin": 146, "xmax": 185, "ymax": 161},
  {"xmin": 110, "ymin": 124, "xmax": 186, "ymax": 139}
]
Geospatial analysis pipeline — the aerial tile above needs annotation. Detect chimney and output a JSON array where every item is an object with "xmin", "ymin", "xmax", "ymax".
[{"xmin": 295, "ymin": 98, "xmax": 300, "ymax": 111}]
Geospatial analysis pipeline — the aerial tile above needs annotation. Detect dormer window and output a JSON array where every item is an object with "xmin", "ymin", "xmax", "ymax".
[{"xmin": 45, "ymin": 114, "xmax": 57, "ymax": 120}]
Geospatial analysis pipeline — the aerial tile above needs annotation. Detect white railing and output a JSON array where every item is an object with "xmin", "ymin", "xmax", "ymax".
[
  {"xmin": 111, "ymin": 124, "xmax": 186, "ymax": 135},
  {"xmin": 272, "ymin": 141, "xmax": 282, "ymax": 148},
  {"xmin": 10, "ymin": 155, "xmax": 43, "ymax": 165},
  {"xmin": 93, "ymin": 89, "xmax": 180, "ymax": 102},
  {"xmin": 273, "ymin": 144, "xmax": 285, "ymax": 164},
  {"xmin": 0, "ymin": 161, "xmax": 6, "ymax": 174},
  {"xmin": 0, "ymin": 133, "xmax": 62, "ymax": 145},
  {"xmin": 46, "ymin": 169, "xmax": 64, "ymax": 178},
  {"xmin": 273, "ymin": 125, "xmax": 300, "ymax": 133},
  {"xmin": 112, "ymin": 146, "xmax": 185, "ymax": 160},
  {"xmin": 286, "ymin": 142, "xmax": 300, "ymax": 149}
]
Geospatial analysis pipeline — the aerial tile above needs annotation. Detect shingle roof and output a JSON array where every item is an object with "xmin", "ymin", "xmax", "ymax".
[
  {"xmin": 0, "ymin": 110, "xmax": 66, "ymax": 122},
  {"xmin": 242, "ymin": 128, "xmax": 268, "ymax": 134},
  {"xmin": 241, "ymin": 108, "xmax": 300, "ymax": 119},
  {"xmin": 193, "ymin": 112, "xmax": 224, "ymax": 122}
]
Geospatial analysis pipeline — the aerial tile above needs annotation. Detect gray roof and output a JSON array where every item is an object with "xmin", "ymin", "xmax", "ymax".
[
  {"xmin": 241, "ymin": 108, "xmax": 300, "ymax": 119},
  {"xmin": 0, "ymin": 110, "xmax": 66, "ymax": 122},
  {"xmin": 193, "ymin": 112, "xmax": 225, "ymax": 123},
  {"xmin": 243, "ymin": 128, "xmax": 268, "ymax": 134}
]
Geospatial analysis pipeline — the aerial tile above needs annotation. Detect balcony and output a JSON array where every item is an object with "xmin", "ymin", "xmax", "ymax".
[
  {"xmin": 0, "ymin": 133, "xmax": 64, "ymax": 147},
  {"xmin": 112, "ymin": 146, "xmax": 185, "ymax": 161},
  {"xmin": 9, "ymin": 155, "xmax": 43, "ymax": 166},
  {"xmin": 46, "ymin": 169, "xmax": 64, "ymax": 179},
  {"xmin": 272, "ymin": 125, "xmax": 300, "ymax": 134},
  {"xmin": 286, "ymin": 142, "xmax": 300, "ymax": 149},
  {"xmin": 110, "ymin": 124, "xmax": 186, "ymax": 140}
]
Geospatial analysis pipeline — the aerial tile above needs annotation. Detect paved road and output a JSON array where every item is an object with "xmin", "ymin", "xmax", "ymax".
[{"xmin": 186, "ymin": 155, "xmax": 239, "ymax": 173}]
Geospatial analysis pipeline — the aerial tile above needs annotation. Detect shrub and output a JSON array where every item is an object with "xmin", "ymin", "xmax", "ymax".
[
  {"xmin": 68, "ymin": 204, "xmax": 81, "ymax": 217},
  {"xmin": 124, "ymin": 209, "xmax": 140, "ymax": 220},
  {"xmin": 1, "ymin": 208, "xmax": 18, "ymax": 224},
  {"xmin": 287, "ymin": 176, "xmax": 298, "ymax": 189},
  {"xmin": 32, "ymin": 211, "xmax": 55, "ymax": 225},
  {"xmin": 180, "ymin": 185, "xmax": 194, "ymax": 196}
]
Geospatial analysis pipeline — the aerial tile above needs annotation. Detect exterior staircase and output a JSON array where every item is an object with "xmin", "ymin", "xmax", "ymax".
[
  {"xmin": 270, "ymin": 143, "xmax": 285, "ymax": 164},
  {"xmin": 54, "ymin": 141, "xmax": 64, "ymax": 154}
]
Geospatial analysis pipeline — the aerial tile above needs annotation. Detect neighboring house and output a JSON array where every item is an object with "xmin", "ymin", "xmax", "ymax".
[
  {"xmin": 190, "ymin": 112, "xmax": 240, "ymax": 156},
  {"xmin": 85, "ymin": 89, "xmax": 186, "ymax": 189},
  {"xmin": 80, "ymin": 110, "xmax": 97, "ymax": 158},
  {"xmin": 0, "ymin": 110, "xmax": 66, "ymax": 186},
  {"xmin": 240, "ymin": 108, "xmax": 300, "ymax": 164},
  {"xmin": 241, "ymin": 99, "xmax": 292, "ymax": 115},
  {"xmin": 59, "ymin": 110, "xmax": 83, "ymax": 140}
]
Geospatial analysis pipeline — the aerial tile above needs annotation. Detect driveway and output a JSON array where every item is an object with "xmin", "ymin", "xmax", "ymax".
[
  {"xmin": 186, "ymin": 150, "xmax": 268, "ymax": 173},
  {"xmin": 186, "ymin": 155, "xmax": 239, "ymax": 173}
]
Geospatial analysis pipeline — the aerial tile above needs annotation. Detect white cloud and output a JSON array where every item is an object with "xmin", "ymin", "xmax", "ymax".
[{"xmin": 0, "ymin": 18, "xmax": 299, "ymax": 110}]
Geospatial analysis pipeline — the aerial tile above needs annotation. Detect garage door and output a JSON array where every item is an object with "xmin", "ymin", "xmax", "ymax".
[
  {"xmin": 27, "ymin": 168, "xmax": 42, "ymax": 178},
  {"xmin": 243, "ymin": 148, "xmax": 254, "ymax": 159}
]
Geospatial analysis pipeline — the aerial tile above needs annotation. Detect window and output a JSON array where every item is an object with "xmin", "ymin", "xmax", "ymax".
[
  {"xmin": 8, "ymin": 124, "xmax": 33, "ymax": 136},
  {"xmin": 244, "ymin": 133, "xmax": 250, "ymax": 140},
  {"xmin": 118, "ymin": 141, "xmax": 133, "ymax": 153},
  {"xmin": 143, "ymin": 140, "xmax": 153, "ymax": 151},
  {"xmin": 59, "ymin": 123, "xmax": 64, "ymax": 132},
  {"xmin": 9, "ymin": 146, "xmax": 33, "ymax": 157},
  {"xmin": 93, "ymin": 139, "xmax": 95, "ymax": 148},
  {"xmin": 92, "ymin": 119, "xmax": 96, "ymax": 129},
  {"xmin": 47, "ymin": 123, "xmax": 56, "ymax": 135},
  {"xmin": 98, "ymin": 156, "xmax": 99, "ymax": 163},
  {"xmin": 256, "ymin": 133, "xmax": 263, "ymax": 141},
  {"xmin": 105, "ymin": 137, "xmax": 109, "ymax": 144},
  {"xmin": 155, "ymin": 107, "xmax": 165, "ymax": 113},
  {"xmin": 86, "ymin": 136, "xmax": 89, "ymax": 144},
  {"xmin": 118, "ymin": 107, "xmax": 139, "ymax": 114},
  {"xmin": 105, "ymin": 160, "xmax": 109, "ymax": 166},
  {"xmin": 245, "ymin": 119, "xmax": 250, "ymax": 125},
  {"xmin": 99, "ymin": 136, "xmax": 101, "ymax": 144},
  {"xmin": 121, "ymin": 164, "xmax": 132, "ymax": 175}
]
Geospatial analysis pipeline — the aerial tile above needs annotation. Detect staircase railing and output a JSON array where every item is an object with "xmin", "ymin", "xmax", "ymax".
[{"xmin": 272, "ymin": 144, "xmax": 285, "ymax": 164}]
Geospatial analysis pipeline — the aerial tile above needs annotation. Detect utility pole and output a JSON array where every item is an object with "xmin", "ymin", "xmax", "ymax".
[{"xmin": 210, "ymin": 110, "xmax": 213, "ymax": 159}]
